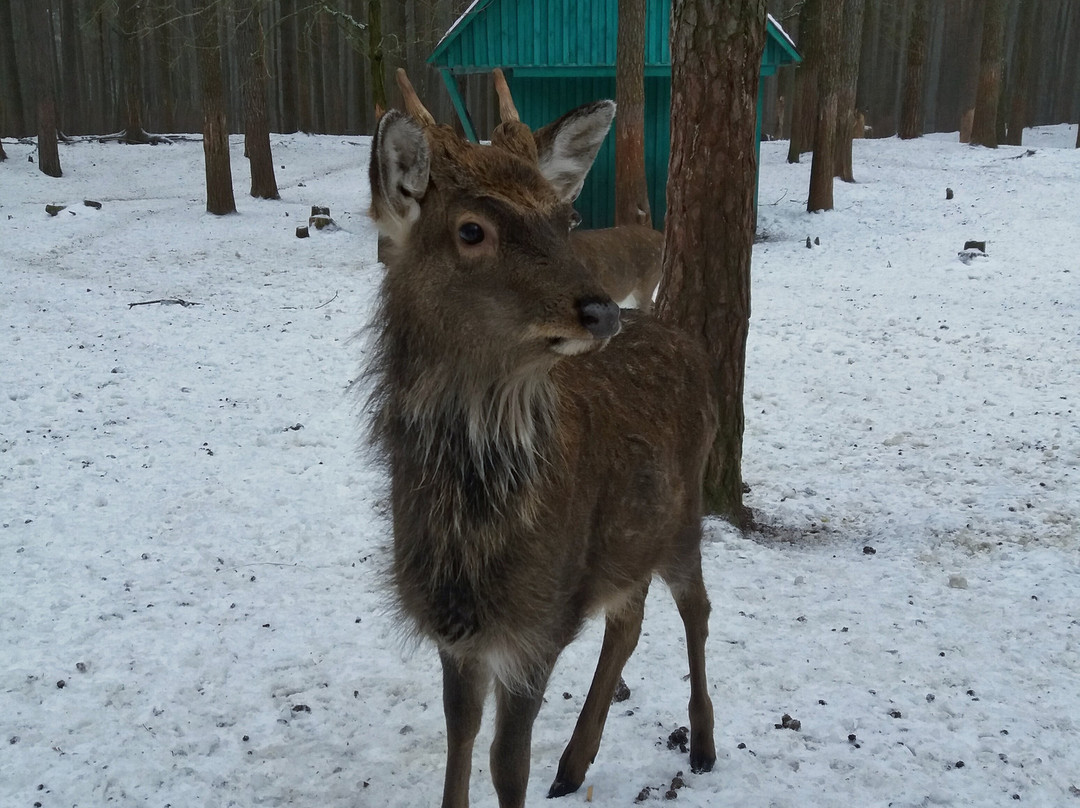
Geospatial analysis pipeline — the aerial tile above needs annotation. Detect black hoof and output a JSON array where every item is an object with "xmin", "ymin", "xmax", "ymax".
[
  {"xmin": 547, "ymin": 778, "xmax": 582, "ymax": 799},
  {"xmin": 689, "ymin": 752, "xmax": 716, "ymax": 774}
]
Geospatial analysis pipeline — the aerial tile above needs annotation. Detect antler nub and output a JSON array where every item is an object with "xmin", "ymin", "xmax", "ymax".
[
  {"xmin": 395, "ymin": 68, "xmax": 436, "ymax": 127},
  {"xmin": 493, "ymin": 68, "xmax": 521, "ymax": 123}
]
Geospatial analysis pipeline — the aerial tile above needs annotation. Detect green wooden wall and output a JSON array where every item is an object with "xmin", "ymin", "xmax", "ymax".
[{"xmin": 430, "ymin": 0, "xmax": 800, "ymax": 228}]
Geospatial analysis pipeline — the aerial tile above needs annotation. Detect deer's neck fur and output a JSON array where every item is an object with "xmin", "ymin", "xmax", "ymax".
[{"xmin": 368, "ymin": 297, "xmax": 567, "ymax": 652}]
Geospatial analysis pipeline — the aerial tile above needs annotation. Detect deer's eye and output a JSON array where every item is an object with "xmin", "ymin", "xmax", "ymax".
[
  {"xmin": 458, "ymin": 222, "xmax": 485, "ymax": 245},
  {"xmin": 568, "ymin": 210, "xmax": 582, "ymax": 231}
]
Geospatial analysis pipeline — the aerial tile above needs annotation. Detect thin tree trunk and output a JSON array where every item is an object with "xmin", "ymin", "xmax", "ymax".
[
  {"xmin": 238, "ymin": 0, "xmax": 279, "ymax": 199},
  {"xmin": 0, "ymin": 142, "xmax": 7, "ymax": 161},
  {"xmin": 614, "ymin": 0, "xmax": 652, "ymax": 227},
  {"xmin": 279, "ymin": 0, "xmax": 299, "ymax": 132},
  {"xmin": 833, "ymin": 0, "xmax": 866, "ymax": 180},
  {"xmin": 369, "ymin": 0, "xmax": 387, "ymax": 116},
  {"xmin": 971, "ymin": 0, "xmax": 1006, "ymax": 148},
  {"xmin": 808, "ymin": 0, "xmax": 842, "ymax": 211},
  {"xmin": 196, "ymin": 0, "xmax": 236, "ymax": 215},
  {"xmin": 58, "ymin": 0, "xmax": 79, "ymax": 135},
  {"xmin": 899, "ymin": 0, "xmax": 930, "ymax": 140},
  {"xmin": 657, "ymin": 0, "xmax": 767, "ymax": 527},
  {"xmin": 27, "ymin": 0, "xmax": 62, "ymax": 177}
]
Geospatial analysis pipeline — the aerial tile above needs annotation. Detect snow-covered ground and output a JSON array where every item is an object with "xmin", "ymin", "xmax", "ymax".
[{"xmin": 1, "ymin": 124, "xmax": 1077, "ymax": 807}]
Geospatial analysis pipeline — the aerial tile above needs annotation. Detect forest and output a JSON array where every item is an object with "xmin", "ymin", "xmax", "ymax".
[{"xmin": 2, "ymin": 0, "xmax": 1079, "ymax": 148}]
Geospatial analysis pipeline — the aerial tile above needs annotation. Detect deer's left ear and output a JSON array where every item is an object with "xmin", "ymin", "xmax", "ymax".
[
  {"xmin": 533, "ymin": 101, "xmax": 615, "ymax": 202},
  {"xmin": 369, "ymin": 110, "xmax": 430, "ymax": 246}
]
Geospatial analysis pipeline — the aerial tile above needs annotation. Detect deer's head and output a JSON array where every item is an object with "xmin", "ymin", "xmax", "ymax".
[{"xmin": 369, "ymin": 70, "xmax": 620, "ymax": 378}]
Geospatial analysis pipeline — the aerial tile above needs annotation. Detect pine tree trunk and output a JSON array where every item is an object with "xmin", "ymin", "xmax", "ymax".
[
  {"xmin": 27, "ymin": 0, "xmax": 62, "ymax": 177},
  {"xmin": 0, "ymin": 141, "xmax": 7, "ymax": 161},
  {"xmin": 196, "ymin": 0, "xmax": 237, "ymax": 215},
  {"xmin": 118, "ymin": 0, "xmax": 148, "ymax": 142},
  {"xmin": 808, "ymin": 0, "xmax": 843, "ymax": 211},
  {"xmin": 369, "ymin": 0, "xmax": 387, "ymax": 116},
  {"xmin": 971, "ymin": 0, "xmax": 1006, "ymax": 148},
  {"xmin": 787, "ymin": 0, "xmax": 820, "ymax": 163},
  {"xmin": 899, "ymin": 0, "xmax": 930, "ymax": 140},
  {"xmin": 1005, "ymin": 0, "xmax": 1036, "ymax": 146},
  {"xmin": 614, "ymin": 0, "xmax": 652, "ymax": 227},
  {"xmin": 278, "ymin": 0, "xmax": 299, "ymax": 132},
  {"xmin": 833, "ymin": 0, "xmax": 866, "ymax": 181},
  {"xmin": 238, "ymin": 0, "xmax": 279, "ymax": 199},
  {"xmin": 657, "ymin": 0, "xmax": 767, "ymax": 528},
  {"xmin": 0, "ymin": 0, "xmax": 27, "ymax": 135}
]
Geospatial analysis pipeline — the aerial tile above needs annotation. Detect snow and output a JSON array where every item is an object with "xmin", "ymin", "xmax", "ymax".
[{"xmin": 2, "ymin": 125, "xmax": 1078, "ymax": 807}]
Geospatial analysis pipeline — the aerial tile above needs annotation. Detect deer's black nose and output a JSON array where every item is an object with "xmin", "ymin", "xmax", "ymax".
[{"xmin": 578, "ymin": 297, "xmax": 621, "ymax": 339}]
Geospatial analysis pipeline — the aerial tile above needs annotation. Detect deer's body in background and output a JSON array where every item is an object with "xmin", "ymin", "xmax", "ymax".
[
  {"xmin": 364, "ymin": 70, "xmax": 717, "ymax": 808},
  {"xmin": 571, "ymin": 223, "xmax": 664, "ymax": 311}
]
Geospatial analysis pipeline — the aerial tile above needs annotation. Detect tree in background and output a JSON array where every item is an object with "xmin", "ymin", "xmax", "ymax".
[
  {"xmin": 25, "ymin": 0, "xmax": 62, "ymax": 177},
  {"xmin": 238, "ymin": 0, "xmax": 279, "ymax": 199},
  {"xmin": 833, "ymin": 0, "xmax": 866, "ymax": 181},
  {"xmin": 899, "ymin": 0, "xmax": 930, "ymax": 140},
  {"xmin": 1005, "ymin": 0, "xmax": 1037, "ymax": 146},
  {"xmin": 971, "ymin": 0, "xmax": 1006, "ymax": 148},
  {"xmin": 1, "ymin": 0, "xmax": 27, "ymax": 138},
  {"xmin": 787, "ymin": 0, "xmax": 819, "ymax": 163},
  {"xmin": 195, "ymin": 0, "xmax": 236, "ymax": 214},
  {"xmin": 369, "ymin": 0, "xmax": 388, "ymax": 116},
  {"xmin": 658, "ymin": 0, "xmax": 767, "ymax": 528},
  {"xmin": 807, "ymin": 0, "xmax": 842, "ymax": 211},
  {"xmin": 614, "ymin": 0, "xmax": 652, "ymax": 227},
  {"xmin": 118, "ymin": 0, "xmax": 150, "ymax": 143}
]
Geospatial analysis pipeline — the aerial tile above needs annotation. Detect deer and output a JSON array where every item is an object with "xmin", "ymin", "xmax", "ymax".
[
  {"xmin": 364, "ymin": 68, "xmax": 718, "ymax": 808},
  {"xmin": 490, "ymin": 68, "xmax": 667, "ymax": 312}
]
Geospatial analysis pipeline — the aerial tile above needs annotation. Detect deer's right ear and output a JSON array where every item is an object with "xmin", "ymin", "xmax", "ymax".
[
  {"xmin": 533, "ymin": 100, "xmax": 616, "ymax": 203},
  {"xmin": 369, "ymin": 111, "xmax": 430, "ymax": 245}
]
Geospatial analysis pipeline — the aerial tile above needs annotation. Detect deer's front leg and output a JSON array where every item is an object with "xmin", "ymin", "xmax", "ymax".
[
  {"xmin": 440, "ymin": 649, "xmax": 489, "ymax": 808},
  {"xmin": 489, "ymin": 668, "xmax": 552, "ymax": 808}
]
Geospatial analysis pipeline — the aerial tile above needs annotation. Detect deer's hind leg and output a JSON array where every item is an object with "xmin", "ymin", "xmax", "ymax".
[
  {"xmin": 667, "ymin": 555, "xmax": 716, "ymax": 774},
  {"xmin": 548, "ymin": 582, "xmax": 649, "ymax": 798}
]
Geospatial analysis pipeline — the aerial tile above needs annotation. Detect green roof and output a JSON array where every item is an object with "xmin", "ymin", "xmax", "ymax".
[{"xmin": 429, "ymin": 1, "xmax": 801, "ymax": 74}]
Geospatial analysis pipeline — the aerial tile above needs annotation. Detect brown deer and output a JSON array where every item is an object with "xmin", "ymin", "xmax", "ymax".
[
  {"xmin": 569, "ymin": 223, "xmax": 664, "ymax": 311},
  {"xmin": 491, "ymin": 68, "xmax": 666, "ymax": 313},
  {"xmin": 365, "ymin": 69, "xmax": 717, "ymax": 808}
]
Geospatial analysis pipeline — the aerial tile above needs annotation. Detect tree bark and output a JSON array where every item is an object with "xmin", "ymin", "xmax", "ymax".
[
  {"xmin": 899, "ymin": 0, "xmax": 930, "ymax": 140},
  {"xmin": 118, "ymin": 0, "xmax": 149, "ymax": 142},
  {"xmin": 657, "ymin": 0, "xmax": 767, "ymax": 527},
  {"xmin": 971, "ymin": 0, "xmax": 1006, "ymax": 148},
  {"xmin": 369, "ymin": 0, "xmax": 387, "ymax": 116},
  {"xmin": 278, "ymin": 0, "xmax": 299, "ymax": 132},
  {"xmin": 238, "ymin": 0, "xmax": 279, "ymax": 199},
  {"xmin": 614, "ymin": 0, "xmax": 652, "ymax": 226},
  {"xmin": 0, "ymin": 0, "xmax": 27, "ymax": 136},
  {"xmin": 833, "ymin": 0, "xmax": 866, "ymax": 180},
  {"xmin": 1005, "ymin": 0, "xmax": 1036, "ymax": 146},
  {"xmin": 26, "ymin": 0, "xmax": 62, "ymax": 177},
  {"xmin": 808, "ymin": 0, "xmax": 842, "ymax": 211},
  {"xmin": 787, "ymin": 0, "xmax": 819, "ymax": 163},
  {"xmin": 196, "ymin": 0, "xmax": 237, "ymax": 215}
]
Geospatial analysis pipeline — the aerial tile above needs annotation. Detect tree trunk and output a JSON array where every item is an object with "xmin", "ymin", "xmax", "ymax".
[
  {"xmin": 614, "ymin": 0, "xmax": 652, "ymax": 227},
  {"xmin": 808, "ymin": 0, "xmax": 843, "ymax": 211},
  {"xmin": 278, "ymin": 0, "xmax": 299, "ymax": 132},
  {"xmin": 971, "ymin": 0, "xmax": 1006, "ymax": 148},
  {"xmin": 27, "ymin": 0, "xmax": 62, "ymax": 177},
  {"xmin": 369, "ymin": 0, "xmax": 387, "ymax": 116},
  {"xmin": 833, "ymin": 0, "xmax": 866, "ymax": 181},
  {"xmin": 657, "ymin": 0, "xmax": 767, "ymax": 528},
  {"xmin": 1005, "ymin": 0, "xmax": 1036, "ymax": 146},
  {"xmin": 0, "ymin": 141, "xmax": 7, "ymax": 161},
  {"xmin": 899, "ymin": 0, "xmax": 930, "ymax": 140},
  {"xmin": 787, "ymin": 0, "xmax": 819, "ymax": 163},
  {"xmin": 0, "ymin": 0, "xmax": 27, "ymax": 136},
  {"xmin": 196, "ymin": 0, "xmax": 236, "ymax": 215},
  {"xmin": 238, "ymin": 0, "xmax": 279, "ymax": 199},
  {"xmin": 118, "ymin": 0, "xmax": 149, "ymax": 142}
]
